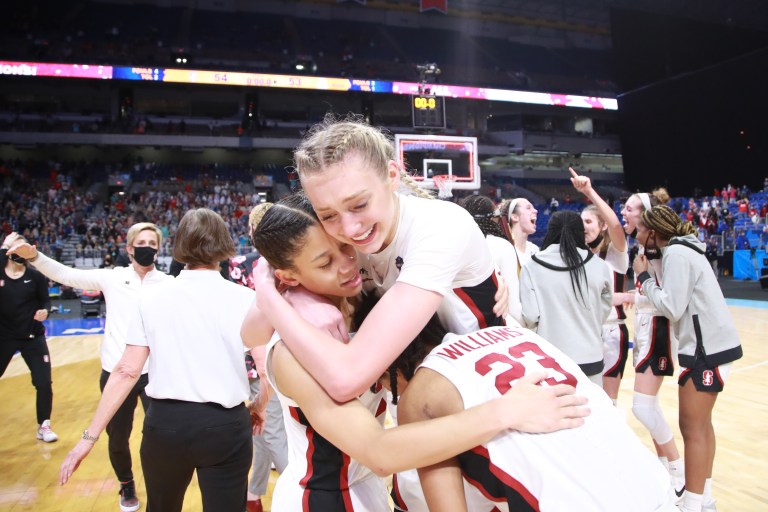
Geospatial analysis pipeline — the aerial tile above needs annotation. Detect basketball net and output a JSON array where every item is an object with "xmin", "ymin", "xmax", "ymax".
[{"xmin": 433, "ymin": 174, "xmax": 455, "ymax": 199}]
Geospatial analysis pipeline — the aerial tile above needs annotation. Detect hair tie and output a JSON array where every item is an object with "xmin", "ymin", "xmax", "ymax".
[{"xmin": 638, "ymin": 193, "xmax": 652, "ymax": 211}]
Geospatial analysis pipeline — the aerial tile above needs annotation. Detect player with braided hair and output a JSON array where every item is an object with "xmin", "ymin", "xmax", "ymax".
[
  {"xmin": 633, "ymin": 205, "xmax": 743, "ymax": 512},
  {"xmin": 520, "ymin": 211, "xmax": 613, "ymax": 385},
  {"xmin": 460, "ymin": 195, "xmax": 524, "ymax": 326},
  {"xmin": 569, "ymin": 167, "xmax": 630, "ymax": 404},
  {"xmin": 249, "ymin": 193, "xmax": 589, "ymax": 511},
  {"xmin": 243, "ymin": 113, "xmax": 532, "ymax": 406}
]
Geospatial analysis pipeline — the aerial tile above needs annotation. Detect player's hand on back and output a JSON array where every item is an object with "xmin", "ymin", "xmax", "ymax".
[{"xmin": 499, "ymin": 371, "xmax": 590, "ymax": 433}]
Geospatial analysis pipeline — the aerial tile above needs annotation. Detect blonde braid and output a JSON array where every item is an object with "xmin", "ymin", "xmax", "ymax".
[{"xmin": 399, "ymin": 170, "xmax": 434, "ymax": 199}]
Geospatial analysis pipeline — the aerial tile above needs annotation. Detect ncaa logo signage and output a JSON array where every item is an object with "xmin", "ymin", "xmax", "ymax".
[{"xmin": 702, "ymin": 370, "xmax": 714, "ymax": 387}]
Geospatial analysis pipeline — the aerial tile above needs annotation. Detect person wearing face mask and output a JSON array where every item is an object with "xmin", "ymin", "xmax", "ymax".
[
  {"xmin": 8, "ymin": 222, "xmax": 172, "ymax": 512},
  {"xmin": 633, "ymin": 205, "xmax": 742, "ymax": 512},
  {"xmin": 618, "ymin": 191, "xmax": 686, "ymax": 498},
  {"xmin": 0, "ymin": 233, "xmax": 57, "ymax": 444}
]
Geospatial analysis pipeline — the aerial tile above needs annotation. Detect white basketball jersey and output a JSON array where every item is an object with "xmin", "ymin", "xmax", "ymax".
[
  {"xmin": 266, "ymin": 337, "xmax": 390, "ymax": 511},
  {"xmin": 419, "ymin": 326, "xmax": 675, "ymax": 512}
]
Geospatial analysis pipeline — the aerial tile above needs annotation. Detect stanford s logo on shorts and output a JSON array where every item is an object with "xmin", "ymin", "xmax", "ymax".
[
  {"xmin": 702, "ymin": 370, "xmax": 714, "ymax": 387},
  {"xmin": 658, "ymin": 357, "xmax": 667, "ymax": 372}
]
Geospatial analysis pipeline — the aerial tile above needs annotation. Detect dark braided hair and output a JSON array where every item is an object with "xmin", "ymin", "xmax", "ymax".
[
  {"xmin": 540, "ymin": 210, "xmax": 590, "ymax": 305},
  {"xmin": 351, "ymin": 292, "xmax": 447, "ymax": 404},
  {"xmin": 460, "ymin": 195, "xmax": 506, "ymax": 239},
  {"xmin": 251, "ymin": 192, "xmax": 319, "ymax": 270},
  {"xmin": 641, "ymin": 205, "xmax": 697, "ymax": 240}
]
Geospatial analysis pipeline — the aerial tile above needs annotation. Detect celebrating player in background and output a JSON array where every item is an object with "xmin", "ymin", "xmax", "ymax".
[
  {"xmin": 0, "ymin": 233, "xmax": 56, "ymax": 443},
  {"xmin": 520, "ymin": 210, "xmax": 613, "ymax": 384},
  {"xmin": 498, "ymin": 197, "xmax": 539, "ymax": 321},
  {"xmin": 460, "ymin": 194, "xmax": 524, "ymax": 326},
  {"xmin": 9, "ymin": 223, "xmax": 172, "ymax": 512},
  {"xmin": 570, "ymin": 167, "xmax": 629, "ymax": 403},
  {"xmin": 619, "ymin": 190, "xmax": 685, "ymax": 496},
  {"xmin": 242, "ymin": 114, "xmax": 516, "ymax": 403},
  {"xmin": 633, "ymin": 205, "xmax": 743, "ymax": 512}
]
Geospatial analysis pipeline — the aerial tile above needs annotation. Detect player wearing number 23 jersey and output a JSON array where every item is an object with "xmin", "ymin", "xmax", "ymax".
[{"xmin": 400, "ymin": 325, "xmax": 676, "ymax": 512}]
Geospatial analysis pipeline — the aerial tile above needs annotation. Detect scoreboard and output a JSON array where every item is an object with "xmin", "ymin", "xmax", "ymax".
[{"xmin": 411, "ymin": 93, "xmax": 446, "ymax": 129}]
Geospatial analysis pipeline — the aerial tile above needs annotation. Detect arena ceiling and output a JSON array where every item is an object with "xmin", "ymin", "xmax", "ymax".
[{"xmin": 384, "ymin": 0, "xmax": 768, "ymax": 32}]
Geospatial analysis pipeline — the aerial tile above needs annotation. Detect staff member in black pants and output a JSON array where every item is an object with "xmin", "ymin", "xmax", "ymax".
[
  {"xmin": 0, "ymin": 233, "xmax": 57, "ymax": 443},
  {"xmin": 59, "ymin": 208, "xmax": 257, "ymax": 512},
  {"xmin": 9, "ymin": 223, "xmax": 171, "ymax": 512}
]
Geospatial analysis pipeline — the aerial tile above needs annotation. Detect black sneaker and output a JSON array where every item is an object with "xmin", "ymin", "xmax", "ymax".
[{"xmin": 119, "ymin": 480, "xmax": 140, "ymax": 512}]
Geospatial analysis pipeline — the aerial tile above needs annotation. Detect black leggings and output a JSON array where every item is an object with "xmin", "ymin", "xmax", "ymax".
[
  {"xmin": 0, "ymin": 335, "xmax": 53, "ymax": 424},
  {"xmin": 99, "ymin": 369, "xmax": 150, "ymax": 483}
]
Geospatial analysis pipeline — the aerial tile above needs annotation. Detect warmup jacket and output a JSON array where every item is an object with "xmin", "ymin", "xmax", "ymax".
[
  {"xmin": 637, "ymin": 234, "xmax": 742, "ymax": 368},
  {"xmin": 520, "ymin": 244, "xmax": 613, "ymax": 375}
]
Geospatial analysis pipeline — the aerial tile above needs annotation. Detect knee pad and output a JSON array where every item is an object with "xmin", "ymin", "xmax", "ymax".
[{"xmin": 632, "ymin": 392, "xmax": 673, "ymax": 445}]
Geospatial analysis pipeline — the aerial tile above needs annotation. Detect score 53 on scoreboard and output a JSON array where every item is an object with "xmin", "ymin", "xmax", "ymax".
[{"xmin": 411, "ymin": 93, "xmax": 446, "ymax": 129}]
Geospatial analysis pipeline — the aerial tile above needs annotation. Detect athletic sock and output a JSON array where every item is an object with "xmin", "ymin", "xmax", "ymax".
[
  {"xmin": 683, "ymin": 491, "xmax": 703, "ymax": 512},
  {"xmin": 703, "ymin": 478, "xmax": 715, "ymax": 505}
]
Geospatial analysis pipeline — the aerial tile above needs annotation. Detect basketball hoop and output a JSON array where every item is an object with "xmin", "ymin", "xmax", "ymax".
[{"xmin": 433, "ymin": 174, "xmax": 456, "ymax": 199}]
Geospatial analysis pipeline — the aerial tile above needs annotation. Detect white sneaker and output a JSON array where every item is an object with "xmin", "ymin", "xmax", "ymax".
[
  {"xmin": 702, "ymin": 499, "xmax": 717, "ymax": 512},
  {"xmin": 36, "ymin": 420, "xmax": 58, "ymax": 443}
]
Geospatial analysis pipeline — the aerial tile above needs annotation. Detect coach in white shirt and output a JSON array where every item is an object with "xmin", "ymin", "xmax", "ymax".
[
  {"xmin": 58, "ymin": 209, "xmax": 258, "ymax": 512},
  {"xmin": 9, "ymin": 222, "xmax": 171, "ymax": 512}
]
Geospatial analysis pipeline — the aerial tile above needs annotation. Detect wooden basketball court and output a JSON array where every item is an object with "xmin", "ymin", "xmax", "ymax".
[{"xmin": 1, "ymin": 304, "xmax": 766, "ymax": 511}]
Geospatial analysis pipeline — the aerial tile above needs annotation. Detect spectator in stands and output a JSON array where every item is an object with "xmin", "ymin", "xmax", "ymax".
[
  {"xmin": 0, "ymin": 233, "xmax": 57, "ymax": 444},
  {"xmin": 735, "ymin": 230, "xmax": 749, "ymax": 250},
  {"xmin": 550, "ymin": 196, "xmax": 559, "ymax": 213},
  {"xmin": 8, "ymin": 223, "xmax": 172, "ymax": 512},
  {"xmin": 705, "ymin": 237, "xmax": 719, "ymax": 276}
]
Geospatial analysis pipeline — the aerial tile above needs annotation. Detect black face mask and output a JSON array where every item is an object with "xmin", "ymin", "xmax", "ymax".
[
  {"xmin": 132, "ymin": 246, "xmax": 157, "ymax": 267},
  {"xmin": 645, "ymin": 247, "xmax": 662, "ymax": 260},
  {"xmin": 587, "ymin": 233, "xmax": 604, "ymax": 249},
  {"xmin": 643, "ymin": 232, "xmax": 662, "ymax": 260},
  {"xmin": 9, "ymin": 254, "xmax": 26, "ymax": 265}
]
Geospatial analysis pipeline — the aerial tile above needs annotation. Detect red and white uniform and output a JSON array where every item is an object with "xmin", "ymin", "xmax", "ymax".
[
  {"xmin": 392, "ymin": 468, "xmax": 501, "ymax": 512},
  {"xmin": 600, "ymin": 243, "xmax": 630, "ymax": 377},
  {"xmin": 419, "ymin": 326, "xmax": 676, "ymax": 512},
  {"xmin": 633, "ymin": 256, "xmax": 675, "ymax": 375},
  {"xmin": 266, "ymin": 336, "xmax": 390, "ymax": 512},
  {"xmin": 360, "ymin": 194, "xmax": 504, "ymax": 332}
]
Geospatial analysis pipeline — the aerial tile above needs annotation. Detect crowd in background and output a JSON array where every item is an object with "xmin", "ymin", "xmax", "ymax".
[{"xmin": 3, "ymin": 158, "xmax": 767, "ymax": 278}]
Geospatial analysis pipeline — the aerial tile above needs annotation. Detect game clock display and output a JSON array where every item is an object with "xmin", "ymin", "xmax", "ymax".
[{"xmin": 411, "ymin": 94, "xmax": 446, "ymax": 129}]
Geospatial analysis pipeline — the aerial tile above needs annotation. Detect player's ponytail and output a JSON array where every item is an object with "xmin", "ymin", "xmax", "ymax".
[{"xmin": 252, "ymin": 193, "xmax": 318, "ymax": 270}]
